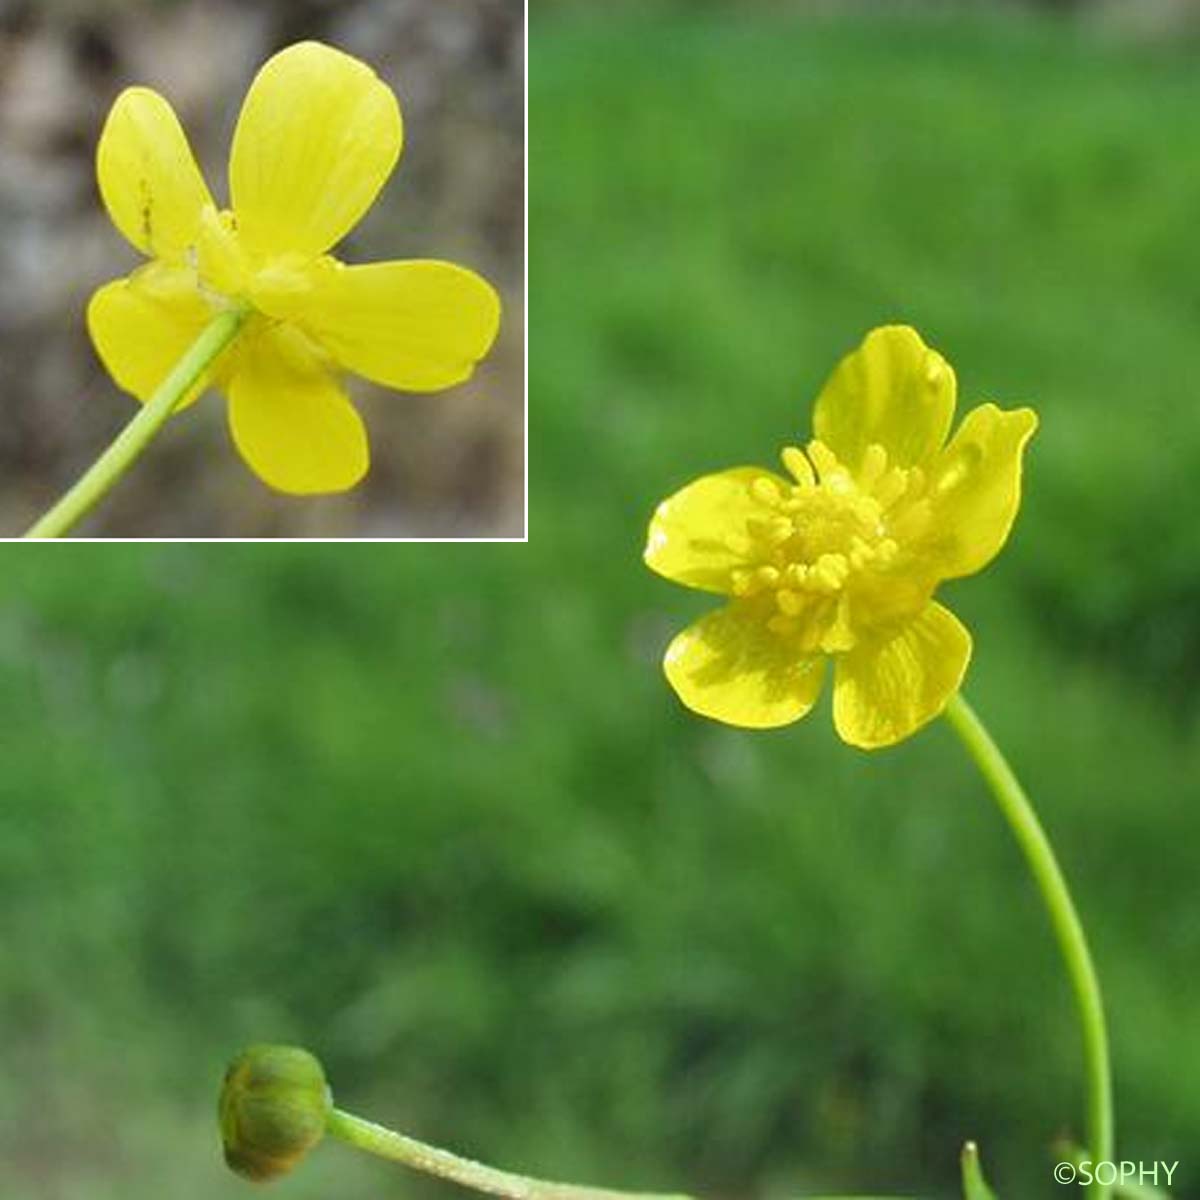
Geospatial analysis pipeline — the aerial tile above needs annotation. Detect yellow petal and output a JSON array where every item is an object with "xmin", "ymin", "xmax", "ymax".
[
  {"xmin": 226, "ymin": 325, "xmax": 368, "ymax": 494},
  {"xmin": 229, "ymin": 41, "xmax": 403, "ymax": 260},
  {"xmin": 87, "ymin": 264, "xmax": 215, "ymax": 409},
  {"xmin": 270, "ymin": 260, "xmax": 500, "ymax": 392},
  {"xmin": 832, "ymin": 601, "xmax": 972, "ymax": 749},
  {"xmin": 921, "ymin": 403, "xmax": 1038, "ymax": 580},
  {"xmin": 812, "ymin": 325, "xmax": 956, "ymax": 477},
  {"xmin": 645, "ymin": 467, "xmax": 791, "ymax": 594},
  {"xmin": 96, "ymin": 86, "xmax": 215, "ymax": 260},
  {"xmin": 664, "ymin": 604, "xmax": 826, "ymax": 729}
]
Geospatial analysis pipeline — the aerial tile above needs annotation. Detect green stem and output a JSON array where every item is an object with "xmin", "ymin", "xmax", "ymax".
[
  {"xmin": 325, "ymin": 1108, "xmax": 907, "ymax": 1200},
  {"xmin": 943, "ymin": 692, "xmax": 1113, "ymax": 1200},
  {"xmin": 326, "ymin": 1108, "xmax": 692, "ymax": 1200},
  {"xmin": 24, "ymin": 305, "xmax": 247, "ymax": 539}
]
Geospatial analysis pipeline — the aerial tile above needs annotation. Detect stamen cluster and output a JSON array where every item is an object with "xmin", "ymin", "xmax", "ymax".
[{"xmin": 728, "ymin": 439, "xmax": 930, "ymax": 653}]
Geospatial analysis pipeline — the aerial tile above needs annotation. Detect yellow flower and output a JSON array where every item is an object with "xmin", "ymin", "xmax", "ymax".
[
  {"xmin": 88, "ymin": 41, "xmax": 500, "ymax": 494},
  {"xmin": 644, "ymin": 326, "xmax": 1037, "ymax": 748}
]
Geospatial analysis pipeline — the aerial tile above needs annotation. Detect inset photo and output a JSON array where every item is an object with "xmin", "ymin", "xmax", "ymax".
[{"xmin": 1, "ymin": 0, "xmax": 524, "ymax": 539}]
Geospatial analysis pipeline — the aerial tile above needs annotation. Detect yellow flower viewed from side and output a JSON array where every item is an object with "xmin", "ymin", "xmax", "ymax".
[
  {"xmin": 88, "ymin": 41, "xmax": 500, "ymax": 494},
  {"xmin": 644, "ymin": 326, "xmax": 1037, "ymax": 748}
]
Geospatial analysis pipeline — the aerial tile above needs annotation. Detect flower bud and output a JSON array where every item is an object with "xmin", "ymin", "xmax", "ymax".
[{"xmin": 219, "ymin": 1044, "xmax": 332, "ymax": 1182}]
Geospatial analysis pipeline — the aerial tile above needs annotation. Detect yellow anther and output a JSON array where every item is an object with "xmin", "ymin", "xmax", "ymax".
[
  {"xmin": 730, "ymin": 568, "xmax": 754, "ymax": 596},
  {"xmin": 751, "ymin": 476, "xmax": 784, "ymax": 505},
  {"xmin": 767, "ymin": 614, "xmax": 798, "ymax": 637},
  {"xmin": 875, "ymin": 538, "xmax": 899, "ymax": 566},
  {"xmin": 775, "ymin": 589, "xmax": 805, "ymax": 616},
  {"xmin": 781, "ymin": 446, "xmax": 814, "ymax": 487},
  {"xmin": 859, "ymin": 443, "xmax": 888, "ymax": 489},
  {"xmin": 755, "ymin": 566, "xmax": 781, "ymax": 587},
  {"xmin": 786, "ymin": 563, "xmax": 810, "ymax": 586},
  {"xmin": 795, "ymin": 621, "xmax": 825, "ymax": 653},
  {"xmin": 767, "ymin": 515, "xmax": 794, "ymax": 544},
  {"xmin": 848, "ymin": 536, "xmax": 874, "ymax": 569},
  {"xmin": 812, "ymin": 552, "xmax": 850, "ymax": 591},
  {"xmin": 805, "ymin": 439, "xmax": 842, "ymax": 482},
  {"xmin": 872, "ymin": 467, "xmax": 910, "ymax": 509},
  {"xmin": 747, "ymin": 515, "xmax": 794, "ymax": 546},
  {"xmin": 846, "ymin": 493, "xmax": 883, "ymax": 527}
]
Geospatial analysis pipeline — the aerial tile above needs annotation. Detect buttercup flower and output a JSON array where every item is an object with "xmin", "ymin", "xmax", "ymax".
[
  {"xmin": 88, "ymin": 41, "xmax": 500, "ymax": 493},
  {"xmin": 644, "ymin": 326, "xmax": 1037, "ymax": 748}
]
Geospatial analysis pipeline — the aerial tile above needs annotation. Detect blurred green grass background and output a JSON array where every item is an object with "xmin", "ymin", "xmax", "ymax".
[{"xmin": 4, "ymin": 1, "xmax": 1200, "ymax": 1198}]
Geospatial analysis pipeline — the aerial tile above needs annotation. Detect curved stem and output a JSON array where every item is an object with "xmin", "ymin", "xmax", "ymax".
[
  {"xmin": 944, "ymin": 692, "xmax": 1113, "ymax": 1199},
  {"xmin": 326, "ymin": 1108, "xmax": 909, "ymax": 1200},
  {"xmin": 24, "ymin": 305, "xmax": 247, "ymax": 539},
  {"xmin": 326, "ymin": 1108, "xmax": 692, "ymax": 1200}
]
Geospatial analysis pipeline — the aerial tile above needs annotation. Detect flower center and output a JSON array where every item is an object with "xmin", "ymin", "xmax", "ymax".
[
  {"xmin": 730, "ymin": 440, "xmax": 931, "ymax": 653},
  {"xmin": 193, "ymin": 205, "xmax": 323, "ymax": 318},
  {"xmin": 194, "ymin": 206, "xmax": 252, "ymax": 298}
]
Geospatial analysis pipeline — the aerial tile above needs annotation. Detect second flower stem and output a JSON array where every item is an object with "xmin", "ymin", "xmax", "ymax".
[
  {"xmin": 326, "ymin": 1108, "xmax": 692, "ymax": 1200},
  {"xmin": 23, "ymin": 304, "xmax": 248, "ymax": 539},
  {"xmin": 944, "ymin": 692, "xmax": 1113, "ymax": 1200}
]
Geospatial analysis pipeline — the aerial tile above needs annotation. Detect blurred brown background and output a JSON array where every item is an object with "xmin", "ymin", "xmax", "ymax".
[{"xmin": 0, "ymin": 0, "xmax": 524, "ymax": 538}]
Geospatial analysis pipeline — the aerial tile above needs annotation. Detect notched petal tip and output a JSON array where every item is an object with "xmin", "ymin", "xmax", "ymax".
[{"xmin": 923, "ymin": 400, "xmax": 1039, "ymax": 581}]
